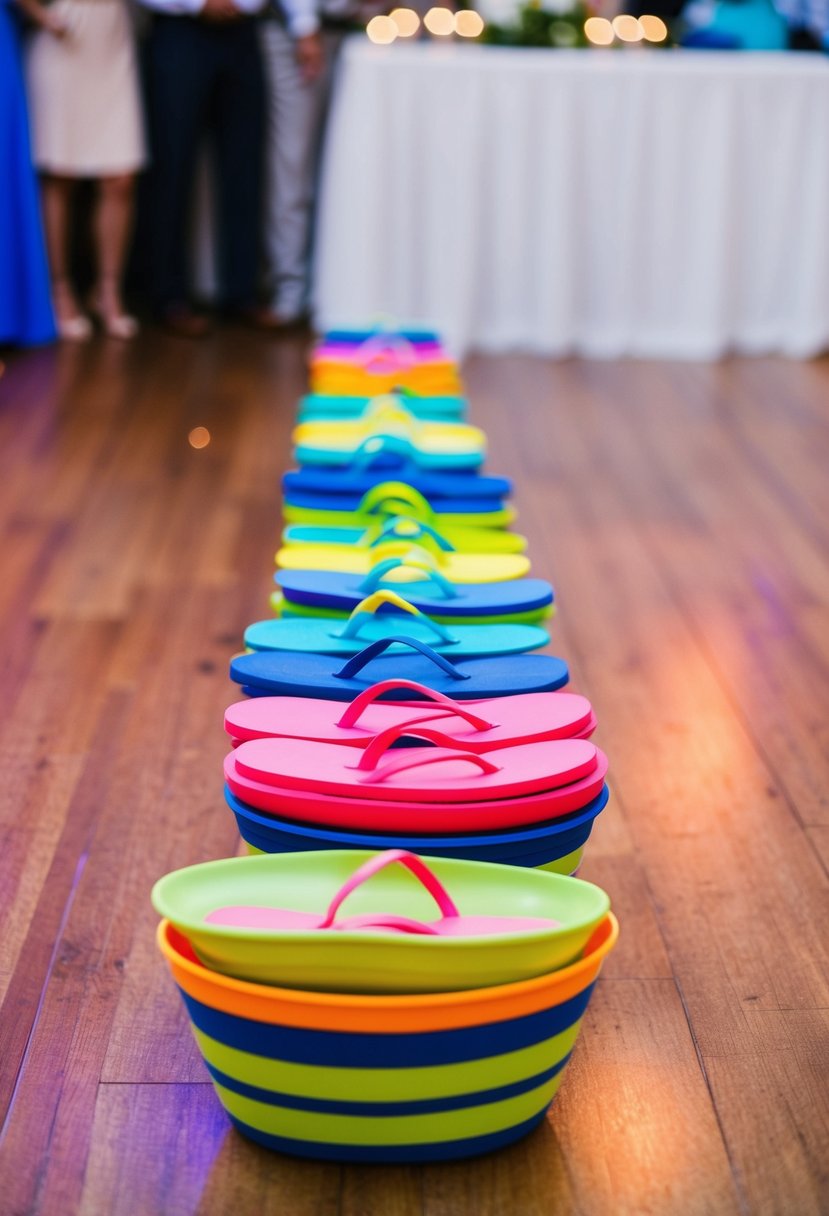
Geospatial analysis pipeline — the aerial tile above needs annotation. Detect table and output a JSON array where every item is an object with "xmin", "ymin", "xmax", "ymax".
[{"xmin": 313, "ymin": 43, "xmax": 829, "ymax": 358}]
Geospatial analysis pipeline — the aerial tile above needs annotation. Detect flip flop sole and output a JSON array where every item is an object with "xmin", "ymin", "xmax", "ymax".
[{"xmin": 224, "ymin": 750, "xmax": 608, "ymax": 832}]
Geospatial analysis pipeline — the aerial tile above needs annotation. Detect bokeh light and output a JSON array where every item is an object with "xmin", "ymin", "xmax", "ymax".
[
  {"xmin": 367, "ymin": 14, "xmax": 398, "ymax": 42},
  {"xmin": 390, "ymin": 7, "xmax": 421, "ymax": 35},
  {"xmin": 584, "ymin": 16, "xmax": 614, "ymax": 44},
  {"xmin": 612, "ymin": 14, "xmax": 644, "ymax": 40},
  {"xmin": 424, "ymin": 6, "xmax": 455, "ymax": 35},
  {"xmin": 639, "ymin": 13, "xmax": 668, "ymax": 40},
  {"xmin": 455, "ymin": 9, "xmax": 485, "ymax": 36},
  {"xmin": 188, "ymin": 426, "xmax": 211, "ymax": 449}
]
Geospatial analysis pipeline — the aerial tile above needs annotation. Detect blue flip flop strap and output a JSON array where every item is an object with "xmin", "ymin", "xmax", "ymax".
[
  {"xmin": 359, "ymin": 556, "xmax": 458, "ymax": 600},
  {"xmin": 333, "ymin": 637, "xmax": 471, "ymax": 681},
  {"xmin": 351, "ymin": 435, "xmax": 416, "ymax": 468},
  {"xmin": 370, "ymin": 518, "xmax": 456, "ymax": 552}
]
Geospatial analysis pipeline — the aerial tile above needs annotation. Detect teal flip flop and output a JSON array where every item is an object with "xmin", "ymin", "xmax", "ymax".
[{"xmin": 243, "ymin": 591, "xmax": 549, "ymax": 658}]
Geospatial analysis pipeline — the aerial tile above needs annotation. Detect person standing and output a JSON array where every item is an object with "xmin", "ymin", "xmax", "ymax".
[
  {"xmin": 0, "ymin": 0, "xmax": 55, "ymax": 346},
  {"xmin": 21, "ymin": 0, "xmax": 146, "ymax": 340},
  {"xmin": 139, "ymin": 0, "xmax": 318, "ymax": 336},
  {"xmin": 259, "ymin": 0, "xmax": 361, "ymax": 328}
]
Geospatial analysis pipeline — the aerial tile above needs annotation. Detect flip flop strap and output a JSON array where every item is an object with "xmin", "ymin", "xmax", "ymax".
[
  {"xmin": 356, "ymin": 747, "xmax": 501, "ymax": 786},
  {"xmin": 318, "ymin": 848, "xmax": 459, "ymax": 929},
  {"xmin": 370, "ymin": 518, "xmax": 455, "ymax": 552},
  {"xmin": 359, "ymin": 554, "xmax": 457, "ymax": 600},
  {"xmin": 336, "ymin": 591, "xmax": 455, "ymax": 643},
  {"xmin": 356, "ymin": 723, "xmax": 500, "ymax": 770},
  {"xmin": 359, "ymin": 482, "xmax": 435, "ymax": 522},
  {"xmin": 337, "ymin": 680, "xmax": 495, "ymax": 729},
  {"xmin": 351, "ymin": 435, "xmax": 415, "ymax": 467},
  {"xmin": 333, "ymin": 637, "xmax": 470, "ymax": 680}
]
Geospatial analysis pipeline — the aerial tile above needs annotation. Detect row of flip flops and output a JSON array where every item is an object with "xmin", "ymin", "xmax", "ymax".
[{"xmin": 153, "ymin": 326, "xmax": 618, "ymax": 1163}]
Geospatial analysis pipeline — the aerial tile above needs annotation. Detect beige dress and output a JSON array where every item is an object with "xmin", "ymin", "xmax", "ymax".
[{"xmin": 26, "ymin": 0, "xmax": 146, "ymax": 175}]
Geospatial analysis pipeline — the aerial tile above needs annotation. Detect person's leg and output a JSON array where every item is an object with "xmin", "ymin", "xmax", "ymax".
[
  {"xmin": 92, "ymin": 173, "xmax": 138, "ymax": 337},
  {"xmin": 40, "ymin": 173, "xmax": 91, "ymax": 340},
  {"xmin": 260, "ymin": 21, "xmax": 331, "ymax": 321},
  {"xmin": 213, "ymin": 22, "xmax": 266, "ymax": 313},
  {"xmin": 145, "ymin": 19, "xmax": 213, "ymax": 323}
]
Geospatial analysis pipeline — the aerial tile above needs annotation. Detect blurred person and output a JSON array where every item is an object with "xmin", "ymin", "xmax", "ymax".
[
  {"xmin": 0, "ymin": 0, "xmax": 55, "ymax": 346},
  {"xmin": 259, "ymin": 0, "xmax": 361, "ymax": 328},
  {"xmin": 22, "ymin": 0, "xmax": 146, "ymax": 340},
  {"xmin": 138, "ymin": 0, "xmax": 316, "ymax": 336}
]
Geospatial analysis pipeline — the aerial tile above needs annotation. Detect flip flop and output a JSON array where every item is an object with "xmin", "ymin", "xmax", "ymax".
[
  {"xmin": 283, "ymin": 493, "xmax": 513, "ymax": 530},
  {"xmin": 309, "ymin": 361, "xmax": 463, "ymax": 397},
  {"xmin": 277, "ymin": 543, "xmax": 529, "ymax": 585},
  {"xmin": 276, "ymin": 559, "xmax": 552, "ymax": 617},
  {"xmin": 231, "ymin": 731, "xmax": 599, "ymax": 804},
  {"xmin": 195, "ymin": 851, "xmax": 566, "ymax": 937},
  {"xmin": 283, "ymin": 472, "xmax": 512, "ymax": 503},
  {"xmin": 294, "ymin": 434, "xmax": 485, "ymax": 473},
  {"xmin": 224, "ymin": 683, "xmax": 595, "ymax": 751},
  {"xmin": 223, "ymin": 747, "xmax": 608, "ymax": 832},
  {"xmin": 298, "ymin": 394, "xmax": 468, "ymax": 423},
  {"xmin": 230, "ymin": 637, "xmax": 570, "ymax": 701},
  {"xmin": 244, "ymin": 591, "xmax": 549, "ymax": 658},
  {"xmin": 281, "ymin": 520, "xmax": 528, "ymax": 555},
  {"xmin": 321, "ymin": 328, "xmax": 441, "ymax": 345},
  {"xmin": 271, "ymin": 590, "xmax": 553, "ymax": 628},
  {"xmin": 152, "ymin": 849, "xmax": 611, "ymax": 992},
  {"xmin": 312, "ymin": 334, "xmax": 451, "ymax": 365},
  {"xmin": 223, "ymin": 784, "xmax": 609, "ymax": 866}
]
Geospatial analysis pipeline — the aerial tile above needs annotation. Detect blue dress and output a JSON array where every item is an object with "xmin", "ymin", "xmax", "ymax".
[{"xmin": 0, "ymin": 0, "xmax": 55, "ymax": 346}]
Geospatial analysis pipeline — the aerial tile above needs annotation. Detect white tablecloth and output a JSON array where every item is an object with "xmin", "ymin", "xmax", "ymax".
[{"xmin": 313, "ymin": 44, "xmax": 829, "ymax": 358}]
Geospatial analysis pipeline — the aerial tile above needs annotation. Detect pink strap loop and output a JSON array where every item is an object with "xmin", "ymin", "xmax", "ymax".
[
  {"xmin": 318, "ymin": 849, "xmax": 459, "ymax": 929},
  {"xmin": 356, "ymin": 723, "xmax": 494, "ymax": 769},
  {"xmin": 357, "ymin": 750, "xmax": 500, "ymax": 785},
  {"xmin": 337, "ymin": 680, "xmax": 495, "ymax": 731}
]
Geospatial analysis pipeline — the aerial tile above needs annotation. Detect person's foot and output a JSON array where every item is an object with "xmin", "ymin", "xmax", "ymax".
[
  {"xmin": 157, "ymin": 303, "xmax": 211, "ymax": 339},
  {"xmin": 90, "ymin": 281, "xmax": 139, "ymax": 340},
  {"xmin": 52, "ymin": 278, "xmax": 93, "ymax": 343}
]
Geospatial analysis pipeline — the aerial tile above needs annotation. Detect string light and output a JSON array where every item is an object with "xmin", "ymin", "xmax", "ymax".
[
  {"xmin": 583, "ymin": 16, "xmax": 614, "ymax": 43},
  {"xmin": 639, "ymin": 13, "xmax": 668, "ymax": 40},
  {"xmin": 389, "ymin": 7, "xmax": 420, "ymax": 36},
  {"xmin": 188, "ymin": 427, "xmax": 211, "ymax": 449},
  {"xmin": 454, "ymin": 9, "xmax": 485, "ymax": 36},
  {"xmin": 424, "ymin": 6, "xmax": 455, "ymax": 35},
  {"xmin": 612, "ymin": 14, "xmax": 644, "ymax": 40},
  {"xmin": 366, "ymin": 14, "xmax": 398, "ymax": 42}
]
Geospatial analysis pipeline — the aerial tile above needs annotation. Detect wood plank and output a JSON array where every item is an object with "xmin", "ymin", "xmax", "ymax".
[{"xmin": 78, "ymin": 1084, "xmax": 342, "ymax": 1216}]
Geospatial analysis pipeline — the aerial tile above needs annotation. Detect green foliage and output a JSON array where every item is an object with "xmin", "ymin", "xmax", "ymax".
[{"xmin": 481, "ymin": 2, "xmax": 591, "ymax": 47}]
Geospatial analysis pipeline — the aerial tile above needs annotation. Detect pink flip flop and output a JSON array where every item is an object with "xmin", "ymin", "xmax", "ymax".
[
  {"xmin": 205, "ymin": 850, "xmax": 560, "ymax": 937},
  {"xmin": 224, "ymin": 681, "xmax": 595, "ymax": 752},
  {"xmin": 223, "ymin": 747, "xmax": 609, "ymax": 832},
  {"xmin": 231, "ymin": 731, "xmax": 599, "ymax": 804}
]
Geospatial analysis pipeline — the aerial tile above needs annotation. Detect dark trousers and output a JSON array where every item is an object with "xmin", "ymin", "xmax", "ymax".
[{"xmin": 145, "ymin": 17, "xmax": 265, "ymax": 311}]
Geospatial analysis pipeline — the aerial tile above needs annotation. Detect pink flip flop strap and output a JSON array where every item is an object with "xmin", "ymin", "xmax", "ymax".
[
  {"xmin": 337, "ymin": 681, "xmax": 496, "ymax": 731},
  {"xmin": 319, "ymin": 849, "xmax": 460, "ymax": 929},
  {"xmin": 354, "ymin": 725, "xmax": 501, "ymax": 785}
]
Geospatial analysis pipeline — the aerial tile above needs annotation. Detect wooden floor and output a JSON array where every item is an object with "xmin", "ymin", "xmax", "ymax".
[{"xmin": 0, "ymin": 332, "xmax": 827, "ymax": 1216}]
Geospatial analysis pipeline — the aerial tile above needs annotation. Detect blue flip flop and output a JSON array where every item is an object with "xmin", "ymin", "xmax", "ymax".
[
  {"xmin": 322, "ymin": 328, "xmax": 441, "ymax": 345},
  {"xmin": 283, "ymin": 469, "xmax": 512, "ymax": 502},
  {"xmin": 276, "ymin": 561, "xmax": 554, "ymax": 618},
  {"xmin": 230, "ymin": 636, "xmax": 569, "ymax": 701},
  {"xmin": 243, "ymin": 591, "xmax": 549, "ymax": 657}
]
